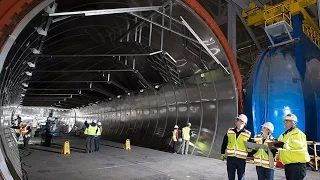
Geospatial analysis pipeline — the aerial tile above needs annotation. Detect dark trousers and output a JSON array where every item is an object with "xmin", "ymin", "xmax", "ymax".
[
  {"xmin": 227, "ymin": 156, "xmax": 246, "ymax": 180},
  {"xmin": 94, "ymin": 136, "xmax": 100, "ymax": 152},
  {"xmin": 172, "ymin": 141, "xmax": 178, "ymax": 153},
  {"xmin": 256, "ymin": 166, "xmax": 274, "ymax": 180},
  {"xmin": 86, "ymin": 136, "xmax": 95, "ymax": 153},
  {"xmin": 23, "ymin": 137, "xmax": 30, "ymax": 148},
  {"xmin": 284, "ymin": 163, "xmax": 306, "ymax": 180}
]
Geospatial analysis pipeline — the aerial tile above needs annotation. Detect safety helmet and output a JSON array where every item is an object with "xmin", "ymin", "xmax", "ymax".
[
  {"xmin": 97, "ymin": 122, "xmax": 102, "ymax": 126},
  {"xmin": 92, "ymin": 120, "xmax": 97, "ymax": 123},
  {"xmin": 174, "ymin": 125, "xmax": 178, "ymax": 129},
  {"xmin": 187, "ymin": 123, "xmax": 191, "ymax": 126},
  {"xmin": 284, "ymin": 114, "xmax": 298, "ymax": 122},
  {"xmin": 236, "ymin": 114, "xmax": 248, "ymax": 124},
  {"xmin": 261, "ymin": 122, "xmax": 274, "ymax": 133}
]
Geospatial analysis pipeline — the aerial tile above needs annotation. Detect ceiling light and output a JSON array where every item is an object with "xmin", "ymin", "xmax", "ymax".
[
  {"xmin": 27, "ymin": 62, "xmax": 35, "ymax": 68},
  {"xmin": 21, "ymin": 94, "xmax": 25, "ymax": 97},
  {"xmin": 22, "ymin": 88, "xmax": 27, "ymax": 91},
  {"xmin": 25, "ymin": 71, "xmax": 32, "ymax": 76},
  {"xmin": 140, "ymin": 89, "xmax": 144, "ymax": 93},
  {"xmin": 117, "ymin": 95, "xmax": 121, "ymax": 99},
  {"xmin": 155, "ymin": 85, "xmax": 159, "ymax": 89},
  {"xmin": 22, "ymin": 83, "xmax": 28, "ymax": 87},
  {"xmin": 108, "ymin": 98, "xmax": 112, "ymax": 101},
  {"xmin": 201, "ymin": 73, "xmax": 205, "ymax": 78},
  {"xmin": 127, "ymin": 93, "xmax": 130, "ymax": 96}
]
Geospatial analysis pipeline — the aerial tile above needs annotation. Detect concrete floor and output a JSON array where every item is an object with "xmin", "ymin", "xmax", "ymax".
[{"xmin": 22, "ymin": 135, "xmax": 319, "ymax": 180}]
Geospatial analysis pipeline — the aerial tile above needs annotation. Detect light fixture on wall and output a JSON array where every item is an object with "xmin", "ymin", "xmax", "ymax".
[
  {"xmin": 22, "ymin": 83, "xmax": 28, "ymax": 87},
  {"xmin": 25, "ymin": 71, "xmax": 32, "ymax": 76}
]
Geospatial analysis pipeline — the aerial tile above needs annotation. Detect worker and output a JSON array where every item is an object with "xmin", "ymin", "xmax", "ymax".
[
  {"xmin": 252, "ymin": 122, "xmax": 277, "ymax": 180},
  {"xmin": 273, "ymin": 114, "xmax": 310, "ymax": 180},
  {"xmin": 220, "ymin": 114, "xmax": 251, "ymax": 180},
  {"xmin": 172, "ymin": 125, "xmax": 179, "ymax": 154},
  {"xmin": 20, "ymin": 122, "xmax": 32, "ymax": 149},
  {"xmin": 94, "ymin": 122, "xmax": 103, "ymax": 152},
  {"xmin": 84, "ymin": 120, "xmax": 98, "ymax": 153},
  {"xmin": 181, "ymin": 123, "xmax": 191, "ymax": 155}
]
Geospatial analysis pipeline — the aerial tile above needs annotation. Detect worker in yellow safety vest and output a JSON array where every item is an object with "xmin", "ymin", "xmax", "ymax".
[
  {"xmin": 273, "ymin": 114, "xmax": 310, "ymax": 180},
  {"xmin": 94, "ymin": 122, "xmax": 103, "ymax": 152},
  {"xmin": 84, "ymin": 120, "xmax": 98, "ymax": 153},
  {"xmin": 172, "ymin": 125, "xmax": 179, "ymax": 154},
  {"xmin": 220, "ymin": 114, "xmax": 251, "ymax": 180},
  {"xmin": 252, "ymin": 122, "xmax": 277, "ymax": 180},
  {"xmin": 181, "ymin": 123, "xmax": 191, "ymax": 155}
]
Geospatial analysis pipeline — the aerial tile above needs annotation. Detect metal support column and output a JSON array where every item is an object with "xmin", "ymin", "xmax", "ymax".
[{"xmin": 228, "ymin": 2, "xmax": 237, "ymax": 58}]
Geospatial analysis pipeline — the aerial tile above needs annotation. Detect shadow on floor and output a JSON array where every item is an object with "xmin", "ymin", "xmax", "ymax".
[
  {"xmin": 51, "ymin": 143, "xmax": 86, "ymax": 151},
  {"xmin": 100, "ymin": 143, "xmax": 124, "ymax": 150},
  {"xmin": 29, "ymin": 147, "xmax": 61, "ymax": 154}
]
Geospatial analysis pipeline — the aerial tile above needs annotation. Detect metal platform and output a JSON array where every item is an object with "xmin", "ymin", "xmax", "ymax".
[{"xmin": 21, "ymin": 135, "xmax": 320, "ymax": 180}]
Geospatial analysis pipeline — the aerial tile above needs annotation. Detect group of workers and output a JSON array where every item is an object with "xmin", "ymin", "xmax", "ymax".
[
  {"xmin": 220, "ymin": 113, "xmax": 310, "ymax": 180},
  {"xmin": 172, "ymin": 123, "xmax": 192, "ymax": 154},
  {"xmin": 84, "ymin": 120, "xmax": 103, "ymax": 153}
]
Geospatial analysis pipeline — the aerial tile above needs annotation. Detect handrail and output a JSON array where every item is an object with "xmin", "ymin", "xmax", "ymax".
[{"xmin": 307, "ymin": 141, "xmax": 319, "ymax": 171}]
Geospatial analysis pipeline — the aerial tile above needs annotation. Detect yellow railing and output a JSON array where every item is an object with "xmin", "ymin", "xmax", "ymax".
[
  {"xmin": 307, "ymin": 141, "xmax": 320, "ymax": 171},
  {"xmin": 264, "ymin": 4, "xmax": 292, "ymax": 26}
]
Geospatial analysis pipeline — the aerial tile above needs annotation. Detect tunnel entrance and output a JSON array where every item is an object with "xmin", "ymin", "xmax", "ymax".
[{"xmin": 0, "ymin": 0, "xmax": 243, "ymax": 179}]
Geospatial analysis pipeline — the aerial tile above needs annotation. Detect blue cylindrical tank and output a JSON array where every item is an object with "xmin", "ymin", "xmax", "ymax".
[{"xmin": 246, "ymin": 47, "xmax": 305, "ymax": 138}]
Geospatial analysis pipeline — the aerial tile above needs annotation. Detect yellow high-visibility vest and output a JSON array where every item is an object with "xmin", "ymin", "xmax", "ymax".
[
  {"xmin": 96, "ymin": 127, "xmax": 102, "ymax": 136},
  {"xmin": 278, "ymin": 128, "xmax": 310, "ymax": 165},
  {"xmin": 253, "ymin": 134, "xmax": 276, "ymax": 168},
  {"xmin": 172, "ymin": 129, "xmax": 178, "ymax": 142},
  {"xmin": 84, "ymin": 125, "xmax": 98, "ymax": 136},
  {"xmin": 226, "ymin": 128, "xmax": 251, "ymax": 159},
  {"xmin": 182, "ymin": 127, "xmax": 190, "ymax": 140}
]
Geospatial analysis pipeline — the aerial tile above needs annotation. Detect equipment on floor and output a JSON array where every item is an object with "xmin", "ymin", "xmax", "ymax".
[
  {"xmin": 125, "ymin": 139, "xmax": 131, "ymax": 150},
  {"xmin": 61, "ymin": 141, "xmax": 70, "ymax": 154}
]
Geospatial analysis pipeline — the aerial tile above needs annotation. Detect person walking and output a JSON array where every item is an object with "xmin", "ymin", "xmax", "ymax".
[
  {"xmin": 220, "ymin": 114, "xmax": 251, "ymax": 180},
  {"xmin": 94, "ymin": 122, "xmax": 103, "ymax": 152},
  {"xmin": 252, "ymin": 122, "xmax": 277, "ymax": 180},
  {"xmin": 84, "ymin": 120, "xmax": 98, "ymax": 153},
  {"xmin": 273, "ymin": 114, "xmax": 310, "ymax": 180},
  {"xmin": 181, "ymin": 123, "xmax": 191, "ymax": 155},
  {"xmin": 172, "ymin": 125, "xmax": 179, "ymax": 154}
]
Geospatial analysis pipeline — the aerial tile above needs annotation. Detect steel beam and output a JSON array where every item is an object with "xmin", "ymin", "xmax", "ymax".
[
  {"xmin": 33, "ymin": 69, "xmax": 134, "ymax": 73},
  {"xmin": 235, "ymin": 8, "xmax": 262, "ymax": 52},
  {"xmin": 91, "ymin": 84, "xmax": 116, "ymax": 98},
  {"xmin": 48, "ymin": 6, "xmax": 162, "ymax": 17},
  {"xmin": 33, "ymin": 53, "xmax": 158, "ymax": 58},
  {"xmin": 30, "ymin": 81, "xmax": 108, "ymax": 83},
  {"xmin": 25, "ymin": 93, "xmax": 80, "ymax": 96},
  {"xmin": 228, "ymin": 1, "xmax": 237, "ymax": 58}
]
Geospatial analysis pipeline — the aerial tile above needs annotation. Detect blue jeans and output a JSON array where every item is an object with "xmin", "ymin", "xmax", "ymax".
[
  {"xmin": 94, "ymin": 136, "xmax": 100, "ymax": 152},
  {"xmin": 256, "ymin": 166, "xmax": 274, "ymax": 180},
  {"xmin": 227, "ymin": 157, "xmax": 246, "ymax": 180}
]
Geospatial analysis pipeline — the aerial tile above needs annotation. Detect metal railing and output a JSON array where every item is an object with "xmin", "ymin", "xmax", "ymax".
[
  {"xmin": 307, "ymin": 141, "xmax": 320, "ymax": 171},
  {"xmin": 264, "ymin": 4, "xmax": 291, "ymax": 27}
]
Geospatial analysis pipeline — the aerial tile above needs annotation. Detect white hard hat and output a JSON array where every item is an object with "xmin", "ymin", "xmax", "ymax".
[
  {"xmin": 261, "ymin": 122, "xmax": 274, "ymax": 133},
  {"xmin": 174, "ymin": 125, "xmax": 178, "ymax": 129},
  {"xmin": 236, "ymin": 114, "xmax": 248, "ymax": 124},
  {"xmin": 92, "ymin": 120, "xmax": 97, "ymax": 123},
  {"xmin": 284, "ymin": 114, "xmax": 298, "ymax": 122},
  {"xmin": 97, "ymin": 122, "xmax": 102, "ymax": 126},
  {"xmin": 187, "ymin": 123, "xmax": 191, "ymax": 126}
]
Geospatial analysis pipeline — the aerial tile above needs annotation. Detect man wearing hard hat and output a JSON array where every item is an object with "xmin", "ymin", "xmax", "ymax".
[
  {"xmin": 252, "ymin": 122, "xmax": 277, "ymax": 180},
  {"xmin": 181, "ymin": 123, "xmax": 191, "ymax": 155},
  {"xmin": 94, "ymin": 122, "xmax": 103, "ymax": 152},
  {"xmin": 172, "ymin": 125, "xmax": 179, "ymax": 154},
  {"xmin": 220, "ymin": 114, "xmax": 251, "ymax": 180},
  {"xmin": 273, "ymin": 114, "xmax": 310, "ymax": 180}
]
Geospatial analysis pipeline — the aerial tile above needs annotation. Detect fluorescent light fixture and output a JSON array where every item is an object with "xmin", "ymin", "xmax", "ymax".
[
  {"xmin": 155, "ymin": 85, "xmax": 160, "ymax": 89},
  {"xmin": 21, "ymin": 94, "xmax": 25, "ymax": 97},
  {"xmin": 149, "ymin": 50, "xmax": 163, "ymax": 56},
  {"xmin": 25, "ymin": 71, "xmax": 32, "ymax": 76},
  {"xmin": 32, "ymin": 48, "xmax": 40, "ymax": 54},
  {"xmin": 201, "ymin": 73, "xmax": 205, "ymax": 78},
  {"xmin": 108, "ymin": 98, "xmax": 112, "ymax": 100},
  {"xmin": 27, "ymin": 62, "xmax": 35, "ymax": 68},
  {"xmin": 164, "ymin": 52, "xmax": 177, "ymax": 63},
  {"xmin": 117, "ymin": 95, "xmax": 121, "ymax": 99},
  {"xmin": 22, "ymin": 83, "xmax": 28, "ymax": 87},
  {"xmin": 140, "ymin": 89, "xmax": 144, "ymax": 93}
]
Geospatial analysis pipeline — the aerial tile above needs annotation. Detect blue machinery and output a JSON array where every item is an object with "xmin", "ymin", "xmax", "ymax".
[{"xmin": 244, "ymin": 1, "xmax": 320, "ymax": 141}]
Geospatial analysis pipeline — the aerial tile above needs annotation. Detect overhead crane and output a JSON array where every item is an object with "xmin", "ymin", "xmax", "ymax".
[{"xmin": 242, "ymin": 0, "xmax": 319, "ymax": 47}]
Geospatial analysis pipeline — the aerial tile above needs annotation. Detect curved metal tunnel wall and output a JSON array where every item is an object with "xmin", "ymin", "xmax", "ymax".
[
  {"xmin": 0, "ymin": 0, "xmax": 243, "ymax": 179},
  {"xmin": 74, "ymin": 70, "xmax": 236, "ymax": 158}
]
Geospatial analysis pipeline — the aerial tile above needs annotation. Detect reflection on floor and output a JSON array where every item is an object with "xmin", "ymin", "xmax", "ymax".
[{"xmin": 21, "ymin": 135, "xmax": 319, "ymax": 180}]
